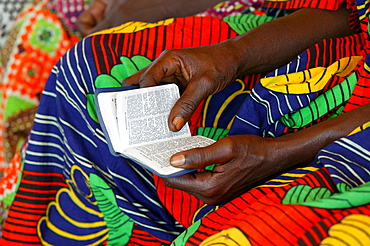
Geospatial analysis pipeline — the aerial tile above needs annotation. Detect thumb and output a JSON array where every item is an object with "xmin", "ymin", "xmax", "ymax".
[
  {"xmin": 168, "ymin": 79, "xmax": 209, "ymax": 132},
  {"xmin": 170, "ymin": 139, "xmax": 233, "ymax": 169}
]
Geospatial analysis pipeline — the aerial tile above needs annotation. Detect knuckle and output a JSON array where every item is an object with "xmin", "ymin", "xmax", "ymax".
[
  {"xmin": 219, "ymin": 137, "xmax": 237, "ymax": 157},
  {"xmin": 160, "ymin": 49, "xmax": 177, "ymax": 58},
  {"xmin": 196, "ymin": 76, "xmax": 215, "ymax": 90},
  {"xmin": 138, "ymin": 76, "xmax": 156, "ymax": 87},
  {"xmin": 197, "ymin": 148, "xmax": 214, "ymax": 167},
  {"xmin": 162, "ymin": 178, "xmax": 174, "ymax": 188},
  {"xmin": 199, "ymin": 183, "xmax": 220, "ymax": 200},
  {"xmin": 178, "ymin": 99, "xmax": 198, "ymax": 114}
]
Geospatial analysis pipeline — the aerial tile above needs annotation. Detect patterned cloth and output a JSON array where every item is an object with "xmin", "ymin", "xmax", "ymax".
[
  {"xmin": 0, "ymin": 0, "xmax": 89, "ymax": 236},
  {"xmin": 0, "ymin": 0, "xmax": 88, "ymax": 169},
  {"xmin": 0, "ymin": 0, "xmax": 267, "ymax": 240},
  {"xmin": 0, "ymin": 0, "xmax": 30, "ymax": 48},
  {"xmin": 0, "ymin": 0, "xmax": 262, "ymax": 171},
  {"xmin": 197, "ymin": 0, "xmax": 264, "ymax": 17},
  {"xmin": 2, "ymin": 0, "xmax": 370, "ymax": 245}
]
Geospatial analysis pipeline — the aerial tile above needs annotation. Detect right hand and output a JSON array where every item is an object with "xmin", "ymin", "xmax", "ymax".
[
  {"xmin": 123, "ymin": 43, "xmax": 244, "ymax": 132},
  {"xmin": 163, "ymin": 134, "xmax": 279, "ymax": 205}
]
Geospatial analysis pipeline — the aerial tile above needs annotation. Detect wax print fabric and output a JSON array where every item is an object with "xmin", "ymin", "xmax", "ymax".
[
  {"xmin": 0, "ymin": 0, "xmax": 89, "ymax": 235},
  {"xmin": 2, "ymin": 0, "xmax": 370, "ymax": 245}
]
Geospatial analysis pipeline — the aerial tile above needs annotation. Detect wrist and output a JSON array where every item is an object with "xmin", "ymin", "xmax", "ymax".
[
  {"xmin": 270, "ymin": 136, "xmax": 313, "ymax": 171},
  {"xmin": 269, "ymin": 108, "xmax": 370, "ymax": 170},
  {"xmin": 215, "ymin": 38, "xmax": 254, "ymax": 78}
]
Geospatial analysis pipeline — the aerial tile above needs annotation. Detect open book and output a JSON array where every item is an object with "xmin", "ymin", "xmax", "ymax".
[{"xmin": 94, "ymin": 83, "xmax": 215, "ymax": 177}]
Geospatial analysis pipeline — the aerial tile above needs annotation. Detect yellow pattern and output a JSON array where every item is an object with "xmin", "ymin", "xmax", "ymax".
[
  {"xmin": 90, "ymin": 19, "xmax": 175, "ymax": 36},
  {"xmin": 300, "ymin": 166, "xmax": 320, "ymax": 172},
  {"xmin": 200, "ymin": 227, "xmax": 252, "ymax": 246},
  {"xmin": 320, "ymin": 214, "xmax": 370, "ymax": 246},
  {"xmin": 37, "ymin": 165, "xmax": 108, "ymax": 245},
  {"xmin": 260, "ymin": 56, "xmax": 362, "ymax": 94},
  {"xmin": 258, "ymin": 166, "xmax": 319, "ymax": 187},
  {"xmin": 265, "ymin": 178, "xmax": 299, "ymax": 183},
  {"xmin": 349, "ymin": 121, "xmax": 370, "ymax": 136},
  {"xmin": 71, "ymin": 165, "xmax": 94, "ymax": 199},
  {"xmin": 192, "ymin": 204, "xmax": 220, "ymax": 224},
  {"xmin": 52, "ymin": 196, "xmax": 106, "ymax": 227},
  {"xmin": 364, "ymin": 60, "xmax": 370, "ymax": 74},
  {"xmin": 38, "ymin": 217, "xmax": 109, "ymax": 246},
  {"xmin": 357, "ymin": 2, "xmax": 370, "ymax": 21},
  {"xmin": 202, "ymin": 79, "xmax": 251, "ymax": 128},
  {"xmin": 282, "ymin": 172, "xmax": 311, "ymax": 177},
  {"xmin": 258, "ymin": 183, "xmax": 290, "ymax": 188}
]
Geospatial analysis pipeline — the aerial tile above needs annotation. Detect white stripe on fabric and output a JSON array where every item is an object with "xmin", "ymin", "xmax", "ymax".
[
  {"xmin": 235, "ymin": 115, "xmax": 260, "ymax": 129},
  {"xmin": 250, "ymin": 89, "xmax": 274, "ymax": 124}
]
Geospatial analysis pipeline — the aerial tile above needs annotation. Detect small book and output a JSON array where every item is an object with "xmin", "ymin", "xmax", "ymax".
[{"xmin": 94, "ymin": 83, "xmax": 215, "ymax": 177}]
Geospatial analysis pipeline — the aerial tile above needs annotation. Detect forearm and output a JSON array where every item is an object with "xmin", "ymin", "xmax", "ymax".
[
  {"xmin": 221, "ymin": 4, "xmax": 357, "ymax": 76},
  {"xmin": 162, "ymin": 0, "xmax": 222, "ymax": 18},
  {"xmin": 271, "ymin": 104, "xmax": 370, "ymax": 171},
  {"xmin": 131, "ymin": 0, "xmax": 223, "ymax": 21}
]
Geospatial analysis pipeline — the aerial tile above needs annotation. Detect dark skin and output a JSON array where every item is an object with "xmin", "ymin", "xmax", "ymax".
[
  {"xmin": 123, "ymin": 5, "xmax": 367, "ymax": 205},
  {"xmin": 77, "ymin": 0, "xmax": 221, "ymax": 37}
]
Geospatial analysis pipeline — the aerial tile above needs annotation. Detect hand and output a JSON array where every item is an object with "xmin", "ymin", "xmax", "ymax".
[
  {"xmin": 77, "ymin": 0, "xmax": 221, "ymax": 37},
  {"xmin": 122, "ymin": 5, "xmax": 356, "ymax": 132},
  {"xmin": 123, "ymin": 44, "xmax": 244, "ymax": 132},
  {"xmin": 163, "ymin": 135, "xmax": 285, "ymax": 205},
  {"xmin": 163, "ymin": 102, "xmax": 370, "ymax": 205},
  {"xmin": 76, "ymin": 0, "xmax": 109, "ymax": 37}
]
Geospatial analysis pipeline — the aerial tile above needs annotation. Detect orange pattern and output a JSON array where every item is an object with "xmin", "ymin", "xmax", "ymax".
[{"xmin": 0, "ymin": 2, "xmax": 79, "ymax": 169}]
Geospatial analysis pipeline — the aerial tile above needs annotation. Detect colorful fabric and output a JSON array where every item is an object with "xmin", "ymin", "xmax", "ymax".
[
  {"xmin": 0, "ymin": 0, "xmax": 89, "ymax": 236},
  {"xmin": 197, "ymin": 0, "xmax": 264, "ymax": 17},
  {"xmin": 0, "ymin": 0, "xmax": 30, "ymax": 48},
  {"xmin": 2, "ymin": 0, "xmax": 370, "ymax": 245},
  {"xmin": 0, "ymin": 0, "xmax": 270, "ymax": 240},
  {"xmin": 0, "ymin": 0, "xmax": 261, "ymax": 174},
  {"xmin": 0, "ymin": 0, "xmax": 88, "ymax": 169},
  {"xmin": 46, "ymin": 0, "xmax": 91, "ymax": 33}
]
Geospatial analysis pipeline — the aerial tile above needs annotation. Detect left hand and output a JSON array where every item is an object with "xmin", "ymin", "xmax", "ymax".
[
  {"xmin": 163, "ymin": 135, "xmax": 283, "ymax": 205},
  {"xmin": 76, "ymin": 0, "xmax": 109, "ymax": 37},
  {"xmin": 77, "ymin": 0, "xmax": 221, "ymax": 37},
  {"xmin": 164, "ymin": 103, "xmax": 370, "ymax": 205}
]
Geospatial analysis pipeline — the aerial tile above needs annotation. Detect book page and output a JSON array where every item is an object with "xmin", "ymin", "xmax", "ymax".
[
  {"xmin": 124, "ymin": 135, "xmax": 215, "ymax": 177},
  {"xmin": 116, "ymin": 84, "xmax": 190, "ymax": 152},
  {"xmin": 96, "ymin": 92, "xmax": 121, "ymax": 152}
]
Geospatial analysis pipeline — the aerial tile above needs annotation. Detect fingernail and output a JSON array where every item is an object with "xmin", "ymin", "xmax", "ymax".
[
  {"xmin": 171, "ymin": 154, "xmax": 185, "ymax": 167},
  {"xmin": 172, "ymin": 117, "xmax": 185, "ymax": 131}
]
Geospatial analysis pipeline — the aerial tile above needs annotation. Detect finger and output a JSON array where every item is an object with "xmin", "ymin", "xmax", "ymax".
[
  {"xmin": 168, "ymin": 77, "xmax": 211, "ymax": 131},
  {"xmin": 170, "ymin": 138, "xmax": 234, "ymax": 169},
  {"xmin": 163, "ymin": 171, "xmax": 213, "ymax": 193},
  {"xmin": 122, "ymin": 66, "xmax": 148, "ymax": 86},
  {"xmin": 136, "ymin": 51, "xmax": 183, "ymax": 88},
  {"xmin": 121, "ymin": 66, "xmax": 181, "ymax": 86},
  {"xmin": 163, "ymin": 171, "xmax": 228, "ymax": 205}
]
